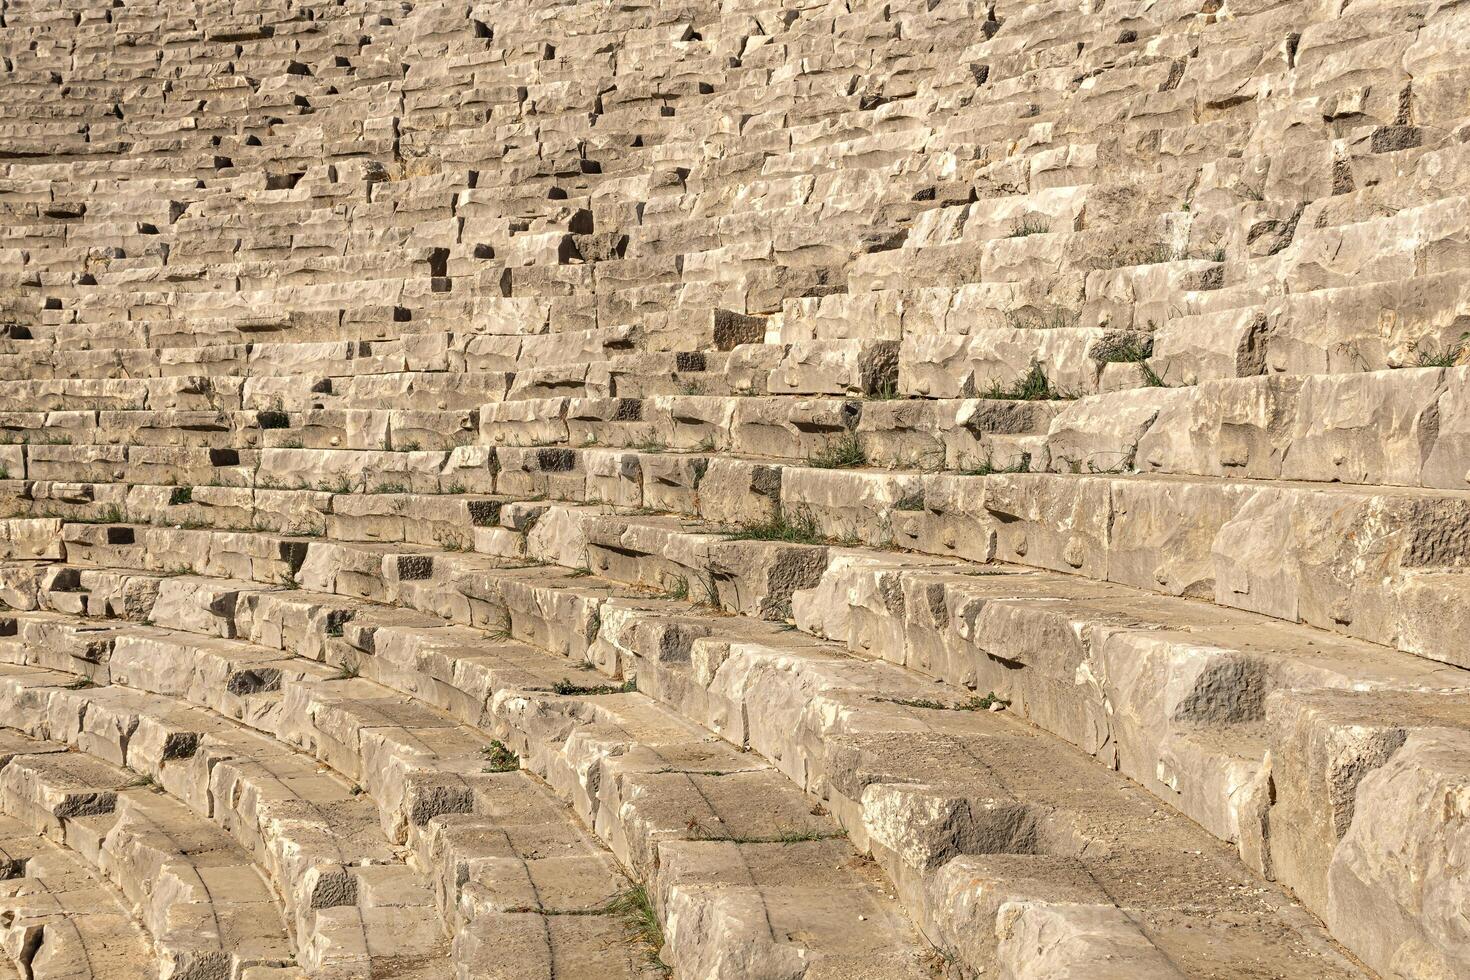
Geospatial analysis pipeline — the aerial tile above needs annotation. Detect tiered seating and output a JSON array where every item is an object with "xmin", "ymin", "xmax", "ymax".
[
  {"xmin": 4, "ymin": 0, "xmax": 1469, "ymax": 974},
  {"xmin": 0, "ymin": 809, "xmax": 154, "ymax": 979}
]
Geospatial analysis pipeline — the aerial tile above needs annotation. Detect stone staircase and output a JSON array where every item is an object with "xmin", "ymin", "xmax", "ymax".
[{"xmin": 3, "ymin": 0, "xmax": 1468, "ymax": 976}]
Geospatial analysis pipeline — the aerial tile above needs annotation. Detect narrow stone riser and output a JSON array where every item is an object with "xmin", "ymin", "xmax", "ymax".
[
  {"xmin": 7, "ymin": 562, "xmax": 1286, "ymax": 976},
  {"xmin": 0, "ymin": 411, "xmax": 478, "ymax": 453},
  {"xmin": 0, "ymin": 658, "xmax": 431, "ymax": 978},
  {"xmin": 2, "ymin": 584, "xmax": 931, "ymax": 977},
  {"xmin": 0, "ymin": 743, "xmax": 295, "ymax": 980},
  {"xmin": 42, "ymin": 537, "xmax": 1458, "ymax": 980}
]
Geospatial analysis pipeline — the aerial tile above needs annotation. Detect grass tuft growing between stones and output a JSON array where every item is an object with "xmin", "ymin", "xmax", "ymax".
[
  {"xmin": 652, "ymin": 576, "xmax": 689, "ymax": 601},
  {"xmin": 1007, "ymin": 215, "xmax": 1050, "ymax": 238},
  {"xmin": 875, "ymin": 691, "xmax": 1010, "ymax": 711},
  {"xmin": 726, "ymin": 510, "xmax": 826, "ymax": 545},
  {"xmin": 488, "ymin": 614, "xmax": 514, "ymax": 642},
  {"xmin": 894, "ymin": 490, "xmax": 925, "ymax": 511},
  {"xmin": 1411, "ymin": 333, "xmax": 1469, "ymax": 368},
  {"xmin": 1137, "ymin": 361, "xmax": 1171, "ymax": 387},
  {"xmin": 980, "ymin": 362, "xmax": 1076, "ymax": 401},
  {"xmin": 604, "ymin": 885, "xmax": 667, "ymax": 973},
  {"xmin": 1092, "ymin": 335, "xmax": 1152, "ymax": 364},
  {"xmin": 551, "ymin": 676, "xmax": 637, "ymax": 696},
  {"xmin": 689, "ymin": 825, "xmax": 848, "ymax": 845},
  {"xmin": 1002, "ymin": 306, "xmax": 1081, "ymax": 331},
  {"xmin": 808, "ymin": 433, "xmax": 867, "ymax": 469},
  {"xmin": 956, "ymin": 451, "xmax": 1031, "ymax": 477},
  {"xmin": 481, "ymin": 740, "xmax": 519, "ymax": 772}
]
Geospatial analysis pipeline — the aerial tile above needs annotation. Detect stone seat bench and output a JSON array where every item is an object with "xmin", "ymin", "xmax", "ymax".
[
  {"xmin": 0, "ymin": 593, "xmax": 935, "ymax": 978},
  {"xmin": 0, "ymin": 728, "xmax": 298, "ymax": 979},
  {"xmin": 8, "ymin": 543, "xmax": 1375, "ymax": 980},
  {"xmin": 1153, "ymin": 270, "xmax": 1470, "ymax": 381},
  {"xmin": 1045, "ymin": 365, "xmax": 1469, "ymax": 490},
  {"xmin": 0, "ymin": 617, "xmax": 665, "ymax": 978},
  {"xmin": 0, "ymin": 378, "xmax": 239, "ymax": 414},
  {"xmin": 0, "ymin": 324, "xmax": 637, "ymax": 380},
  {"xmin": 0, "ymin": 812, "xmax": 155, "ymax": 980},
  {"xmin": 1, "ymin": 407, "xmax": 481, "ymax": 451}
]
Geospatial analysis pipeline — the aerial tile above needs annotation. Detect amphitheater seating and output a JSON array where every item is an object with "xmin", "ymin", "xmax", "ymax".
[{"xmin": 3, "ymin": 0, "xmax": 1468, "ymax": 975}]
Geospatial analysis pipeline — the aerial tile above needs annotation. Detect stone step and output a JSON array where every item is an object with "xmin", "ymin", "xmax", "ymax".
[
  {"xmin": 0, "ymin": 378, "xmax": 242, "ymax": 414},
  {"xmin": 0, "ymin": 616, "xmax": 663, "ymax": 979},
  {"xmin": 0, "ymin": 326, "xmax": 640, "ymax": 379},
  {"xmin": 11, "ymin": 428, "xmax": 1468, "ymax": 665},
  {"xmin": 0, "ymin": 407, "xmax": 481, "ymax": 451},
  {"xmin": 0, "ymin": 727, "xmax": 298, "ymax": 979},
  {"xmin": 1045, "ymin": 366, "xmax": 1469, "ymax": 491},
  {"xmin": 0, "ymin": 597, "xmax": 934, "ymax": 979},
  {"xmin": 14, "ymin": 538, "xmax": 1376, "ymax": 977},
  {"xmin": 684, "ymin": 464, "xmax": 1470, "ymax": 666},
  {"xmin": 0, "ymin": 813, "xmax": 155, "ymax": 980},
  {"xmin": 1151, "ymin": 270, "xmax": 1470, "ymax": 384},
  {"xmin": 478, "ymin": 394, "xmax": 1058, "ymax": 467},
  {"xmin": 1, "ymin": 444, "xmax": 489, "ymax": 495}
]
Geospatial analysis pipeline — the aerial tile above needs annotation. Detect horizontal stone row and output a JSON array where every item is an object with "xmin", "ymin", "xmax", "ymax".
[
  {"xmin": 0, "ymin": 571, "xmax": 933, "ymax": 978},
  {"xmin": 1, "ymin": 543, "xmax": 1368, "ymax": 978},
  {"xmin": 5, "ymin": 394, "xmax": 1466, "ymax": 664},
  {"xmin": 0, "ymin": 812, "xmax": 154, "ymax": 980},
  {"xmin": 3, "ymin": 517, "xmax": 1433, "ymax": 975}
]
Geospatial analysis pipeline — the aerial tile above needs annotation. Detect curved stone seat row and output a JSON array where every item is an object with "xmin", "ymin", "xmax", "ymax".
[
  {"xmin": 0, "ymin": 582, "xmax": 924, "ymax": 977},
  {"xmin": 0, "ymin": 811, "xmax": 155, "ymax": 980},
  {"xmin": 24, "ymin": 508, "xmax": 1470, "ymax": 976},
  {"xmin": 0, "ymin": 727, "xmax": 299, "ymax": 979},
  {"xmin": 5, "ymin": 389, "xmax": 1466, "ymax": 666},
  {"xmin": 0, "ymin": 524, "xmax": 1391, "ymax": 976},
  {"xmin": 0, "ymin": 623, "xmax": 670, "ymax": 978},
  {"xmin": 0, "ymin": 365, "xmax": 1462, "ymax": 491}
]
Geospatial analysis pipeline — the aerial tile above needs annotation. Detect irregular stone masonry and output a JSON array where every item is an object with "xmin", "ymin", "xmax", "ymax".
[{"xmin": 2, "ymin": 0, "xmax": 1468, "ymax": 976}]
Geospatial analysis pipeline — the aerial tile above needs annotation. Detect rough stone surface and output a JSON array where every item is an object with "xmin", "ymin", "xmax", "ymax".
[{"xmin": 1, "ymin": 0, "xmax": 1466, "ymax": 975}]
